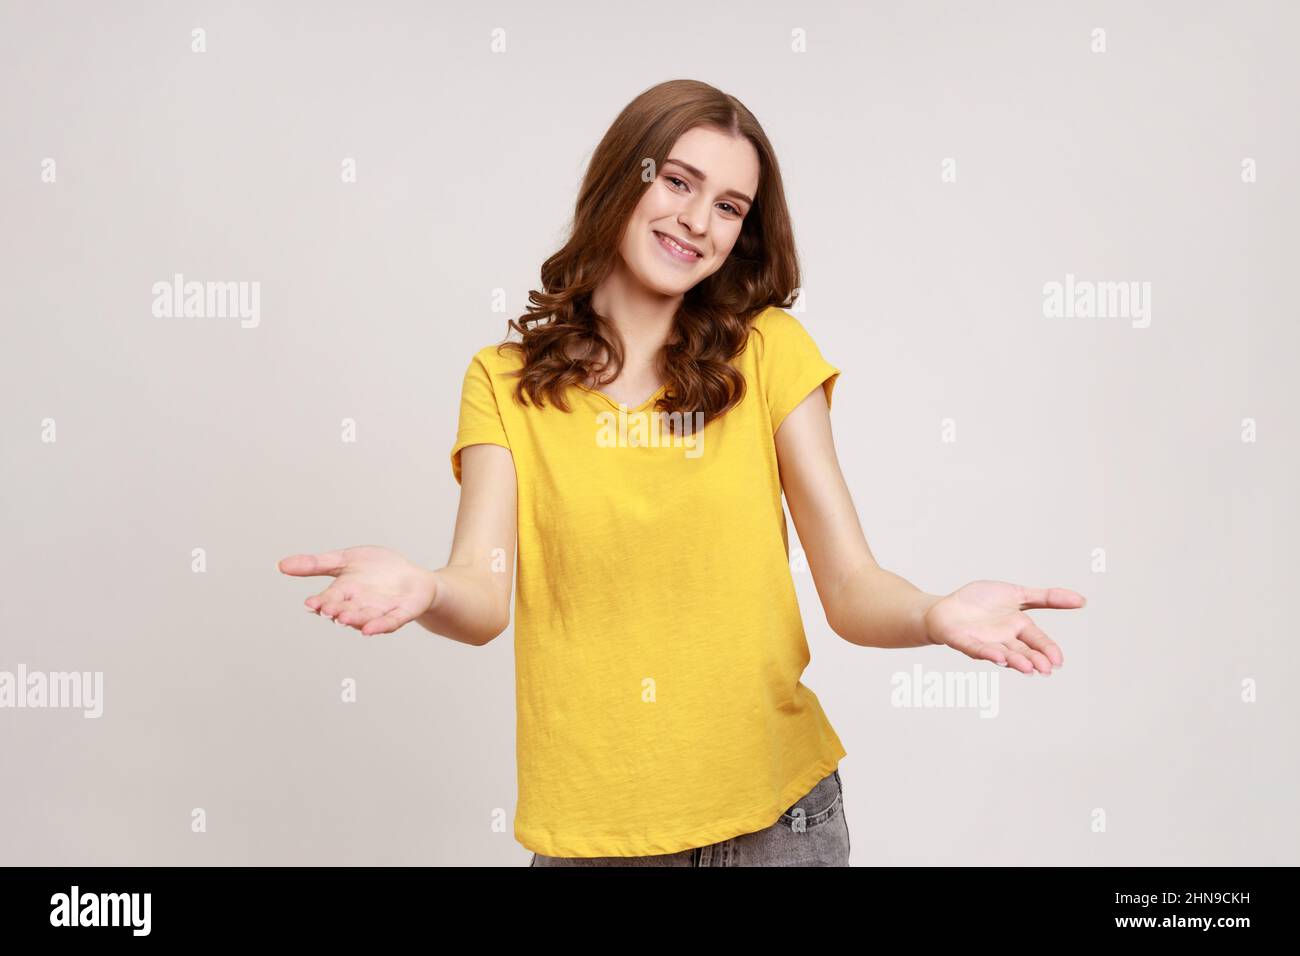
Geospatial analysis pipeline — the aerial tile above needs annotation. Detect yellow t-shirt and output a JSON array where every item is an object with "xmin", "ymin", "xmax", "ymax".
[{"xmin": 449, "ymin": 305, "xmax": 848, "ymax": 857}]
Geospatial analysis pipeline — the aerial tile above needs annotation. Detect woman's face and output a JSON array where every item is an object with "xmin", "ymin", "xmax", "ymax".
[{"xmin": 617, "ymin": 125, "xmax": 760, "ymax": 297}]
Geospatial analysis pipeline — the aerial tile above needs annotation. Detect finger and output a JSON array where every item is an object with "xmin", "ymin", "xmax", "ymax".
[
  {"xmin": 1017, "ymin": 586, "xmax": 1086, "ymax": 610},
  {"xmin": 278, "ymin": 551, "xmax": 350, "ymax": 577},
  {"xmin": 360, "ymin": 606, "xmax": 410, "ymax": 636},
  {"xmin": 339, "ymin": 605, "xmax": 387, "ymax": 631},
  {"xmin": 1017, "ymin": 618, "xmax": 1064, "ymax": 668},
  {"xmin": 973, "ymin": 643, "xmax": 1009, "ymax": 668},
  {"xmin": 317, "ymin": 592, "xmax": 356, "ymax": 619},
  {"xmin": 304, "ymin": 585, "xmax": 347, "ymax": 614},
  {"xmin": 943, "ymin": 631, "xmax": 1009, "ymax": 667},
  {"xmin": 1003, "ymin": 650, "xmax": 1036, "ymax": 674},
  {"xmin": 1006, "ymin": 638, "xmax": 1053, "ymax": 675}
]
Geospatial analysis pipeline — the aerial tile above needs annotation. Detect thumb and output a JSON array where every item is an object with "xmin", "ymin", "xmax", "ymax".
[
  {"xmin": 277, "ymin": 550, "xmax": 350, "ymax": 577},
  {"xmin": 1017, "ymin": 586, "xmax": 1087, "ymax": 610}
]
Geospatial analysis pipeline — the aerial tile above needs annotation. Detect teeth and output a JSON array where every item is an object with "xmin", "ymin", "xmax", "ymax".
[{"xmin": 658, "ymin": 232, "xmax": 699, "ymax": 257}]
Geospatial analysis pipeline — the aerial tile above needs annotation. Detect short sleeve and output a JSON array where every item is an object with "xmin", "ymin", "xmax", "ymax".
[
  {"xmin": 449, "ymin": 350, "xmax": 512, "ymax": 485},
  {"xmin": 756, "ymin": 309, "xmax": 840, "ymax": 435}
]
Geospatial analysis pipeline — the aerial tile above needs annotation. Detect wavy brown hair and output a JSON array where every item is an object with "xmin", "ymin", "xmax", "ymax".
[{"xmin": 496, "ymin": 78, "xmax": 802, "ymax": 430}]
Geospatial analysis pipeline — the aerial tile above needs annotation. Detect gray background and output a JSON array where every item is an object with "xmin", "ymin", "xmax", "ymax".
[{"xmin": 2, "ymin": 0, "xmax": 1296, "ymax": 866}]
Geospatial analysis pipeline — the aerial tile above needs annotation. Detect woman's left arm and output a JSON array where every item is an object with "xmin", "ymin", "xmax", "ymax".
[{"xmin": 774, "ymin": 385, "xmax": 1084, "ymax": 676}]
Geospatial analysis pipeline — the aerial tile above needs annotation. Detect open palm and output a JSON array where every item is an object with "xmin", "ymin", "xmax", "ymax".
[
  {"xmin": 277, "ymin": 545, "xmax": 438, "ymax": 637},
  {"xmin": 924, "ymin": 579, "xmax": 1084, "ymax": 674}
]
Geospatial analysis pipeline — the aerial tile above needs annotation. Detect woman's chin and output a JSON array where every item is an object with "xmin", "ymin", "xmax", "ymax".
[{"xmin": 632, "ymin": 265, "xmax": 693, "ymax": 297}]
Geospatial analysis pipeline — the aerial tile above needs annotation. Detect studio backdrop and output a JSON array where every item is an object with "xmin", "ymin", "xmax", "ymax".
[{"xmin": 1, "ymin": 0, "xmax": 1296, "ymax": 865}]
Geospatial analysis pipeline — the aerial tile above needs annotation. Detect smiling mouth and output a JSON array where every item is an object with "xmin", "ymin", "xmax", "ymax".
[{"xmin": 653, "ymin": 230, "xmax": 703, "ymax": 262}]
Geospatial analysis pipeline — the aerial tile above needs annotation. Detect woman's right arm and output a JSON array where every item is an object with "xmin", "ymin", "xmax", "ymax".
[{"xmin": 417, "ymin": 442, "xmax": 517, "ymax": 645}]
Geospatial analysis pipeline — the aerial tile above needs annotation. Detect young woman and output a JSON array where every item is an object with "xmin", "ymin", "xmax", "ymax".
[{"xmin": 277, "ymin": 79, "xmax": 1085, "ymax": 867}]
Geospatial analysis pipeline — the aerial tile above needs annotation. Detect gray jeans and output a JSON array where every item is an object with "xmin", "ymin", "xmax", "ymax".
[{"xmin": 529, "ymin": 768, "xmax": 850, "ymax": 866}]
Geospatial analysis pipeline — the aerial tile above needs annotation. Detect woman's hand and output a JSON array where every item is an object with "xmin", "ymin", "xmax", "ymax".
[
  {"xmin": 923, "ymin": 580, "xmax": 1085, "ymax": 674},
  {"xmin": 277, "ymin": 546, "xmax": 439, "ymax": 637}
]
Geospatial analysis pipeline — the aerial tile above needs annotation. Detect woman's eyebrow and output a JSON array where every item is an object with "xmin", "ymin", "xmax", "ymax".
[{"xmin": 664, "ymin": 158, "xmax": 753, "ymax": 206}]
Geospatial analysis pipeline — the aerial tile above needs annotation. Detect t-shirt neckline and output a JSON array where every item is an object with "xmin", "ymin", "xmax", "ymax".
[{"xmin": 575, "ymin": 382, "xmax": 668, "ymax": 412}]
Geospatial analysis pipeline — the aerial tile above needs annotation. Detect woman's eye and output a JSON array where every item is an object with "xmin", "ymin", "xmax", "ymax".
[{"xmin": 665, "ymin": 175, "xmax": 742, "ymax": 216}]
